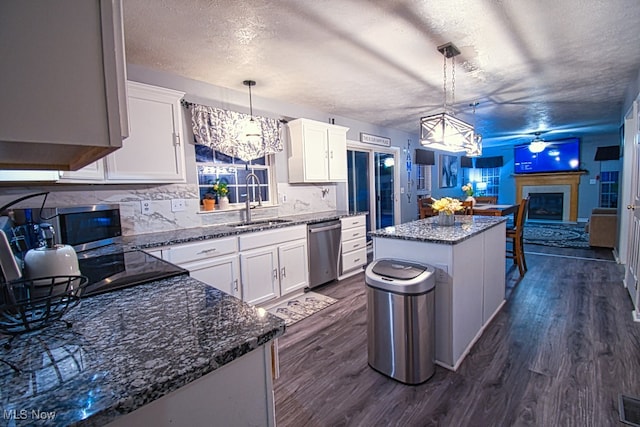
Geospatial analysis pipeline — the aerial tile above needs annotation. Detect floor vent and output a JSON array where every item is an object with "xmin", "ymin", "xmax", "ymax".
[{"xmin": 619, "ymin": 394, "xmax": 640, "ymax": 426}]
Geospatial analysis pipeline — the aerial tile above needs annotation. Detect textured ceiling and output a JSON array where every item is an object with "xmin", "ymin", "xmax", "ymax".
[{"xmin": 123, "ymin": 0, "xmax": 640, "ymax": 147}]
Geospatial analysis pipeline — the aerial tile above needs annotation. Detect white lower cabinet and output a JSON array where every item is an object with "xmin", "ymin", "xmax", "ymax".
[
  {"xmin": 158, "ymin": 237, "xmax": 241, "ymax": 298},
  {"xmin": 239, "ymin": 226, "xmax": 309, "ymax": 305},
  {"xmin": 182, "ymin": 255, "xmax": 241, "ymax": 298},
  {"xmin": 147, "ymin": 225, "xmax": 308, "ymax": 306},
  {"xmin": 339, "ymin": 215, "xmax": 368, "ymax": 278},
  {"xmin": 240, "ymin": 247, "xmax": 279, "ymax": 305},
  {"xmin": 277, "ymin": 240, "xmax": 309, "ymax": 295}
]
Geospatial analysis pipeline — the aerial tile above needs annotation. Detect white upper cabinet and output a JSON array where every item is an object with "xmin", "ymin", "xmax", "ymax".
[
  {"xmin": 0, "ymin": 0, "xmax": 128, "ymax": 171},
  {"xmin": 287, "ymin": 118, "xmax": 348, "ymax": 183},
  {"xmin": 104, "ymin": 82, "xmax": 186, "ymax": 183}
]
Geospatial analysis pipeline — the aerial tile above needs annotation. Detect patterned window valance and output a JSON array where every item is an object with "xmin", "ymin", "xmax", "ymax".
[{"xmin": 190, "ymin": 104, "xmax": 283, "ymax": 162}]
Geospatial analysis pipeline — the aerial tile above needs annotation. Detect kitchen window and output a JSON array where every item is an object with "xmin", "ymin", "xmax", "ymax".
[{"xmin": 195, "ymin": 145, "xmax": 273, "ymax": 207}]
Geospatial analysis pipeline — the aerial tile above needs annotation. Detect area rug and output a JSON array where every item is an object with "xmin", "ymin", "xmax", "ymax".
[
  {"xmin": 266, "ymin": 292, "xmax": 338, "ymax": 326},
  {"xmin": 523, "ymin": 222, "xmax": 590, "ymax": 249}
]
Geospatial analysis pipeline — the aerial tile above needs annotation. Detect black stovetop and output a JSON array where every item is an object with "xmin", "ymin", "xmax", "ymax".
[{"xmin": 78, "ymin": 250, "xmax": 188, "ymax": 297}]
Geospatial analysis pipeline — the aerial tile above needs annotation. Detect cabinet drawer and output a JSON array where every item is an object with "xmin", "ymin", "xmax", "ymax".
[
  {"xmin": 342, "ymin": 236, "xmax": 366, "ymax": 254},
  {"xmin": 341, "ymin": 225, "xmax": 366, "ymax": 242},
  {"xmin": 166, "ymin": 237, "xmax": 238, "ymax": 264},
  {"xmin": 239, "ymin": 225, "xmax": 306, "ymax": 251},
  {"xmin": 340, "ymin": 215, "xmax": 366, "ymax": 230},
  {"xmin": 341, "ymin": 248, "xmax": 367, "ymax": 273}
]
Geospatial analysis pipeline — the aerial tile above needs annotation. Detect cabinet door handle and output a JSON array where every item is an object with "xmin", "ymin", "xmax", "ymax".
[
  {"xmin": 281, "ymin": 267, "xmax": 286, "ymax": 278},
  {"xmin": 233, "ymin": 279, "xmax": 238, "ymax": 292},
  {"xmin": 196, "ymin": 248, "xmax": 217, "ymax": 255},
  {"xmin": 352, "ymin": 244, "xmax": 360, "ymax": 248},
  {"xmin": 173, "ymin": 132, "xmax": 181, "ymax": 146},
  {"xmin": 353, "ymin": 233, "xmax": 359, "ymax": 237},
  {"xmin": 330, "ymin": 150, "xmax": 334, "ymax": 159},
  {"xmin": 273, "ymin": 268, "xmax": 278, "ymax": 280},
  {"xmin": 325, "ymin": 150, "xmax": 329, "ymax": 159},
  {"xmin": 353, "ymin": 258, "xmax": 360, "ymax": 263}
]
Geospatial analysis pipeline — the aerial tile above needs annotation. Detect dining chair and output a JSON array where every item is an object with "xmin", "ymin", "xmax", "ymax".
[
  {"xmin": 461, "ymin": 200, "xmax": 474, "ymax": 215},
  {"xmin": 475, "ymin": 196, "xmax": 497, "ymax": 204},
  {"xmin": 506, "ymin": 197, "xmax": 529, "ymax": 276}
]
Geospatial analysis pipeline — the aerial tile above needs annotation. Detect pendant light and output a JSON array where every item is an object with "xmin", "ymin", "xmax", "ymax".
[
  {"xmin": 242, "ymin": 80, "xmax": 261, "ymax": 144},
  {"xmin": 420, "ymin": 42, "xmax": 475, "ymax": 153},
  {"xmin": 466, "ymin": 101, "xmax": 482, "ymax": 157}
]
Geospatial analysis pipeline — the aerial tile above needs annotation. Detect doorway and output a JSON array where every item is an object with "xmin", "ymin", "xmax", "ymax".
[{"xmin": 345, "ymin": 143, "xmax": 399, "ymax": 236}]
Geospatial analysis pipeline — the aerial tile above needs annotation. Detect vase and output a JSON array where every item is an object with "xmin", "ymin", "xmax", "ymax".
[
  {"xmin": 203, "ymin": 199, "xmax": 215, "ymax": 211},
  {"xmin": 438, "ymin": 211, "xmax": 455, "ymax": 226},
  {"xmin": 218, "ymin": 196, "xmax": 229, "ymax": 210},
  {"xmin": 465, "ymin": 196, "xmax": 476, "ymax": 207}
]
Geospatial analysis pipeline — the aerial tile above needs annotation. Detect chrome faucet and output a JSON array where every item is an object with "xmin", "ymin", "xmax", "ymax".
[{"xmin": 245, "ymin": 172, "xmax": 262, "ymax": 223}]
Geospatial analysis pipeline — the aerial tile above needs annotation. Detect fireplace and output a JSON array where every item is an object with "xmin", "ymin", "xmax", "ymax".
[
  {"xmin": 528, "ymin": 192, "xmax": 563, "ymax": 220},
  {"xmin": 514, "ymin": 172, "xmax": 585, "ymax": 222}
]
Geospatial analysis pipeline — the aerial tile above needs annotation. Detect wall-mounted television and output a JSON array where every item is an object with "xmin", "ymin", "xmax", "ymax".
[{"xmin": 514, "ymin": 137, "xmax": 580, "ymax": 174}]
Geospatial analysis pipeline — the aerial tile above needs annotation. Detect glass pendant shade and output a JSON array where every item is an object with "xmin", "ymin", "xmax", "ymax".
[
  {"xmin": 420, "ymin": 112, "xmax": 475, "ymax": 153},
  {"xmin": 243, "ymin": 117, "xmax": 262, "ymax": 144}
]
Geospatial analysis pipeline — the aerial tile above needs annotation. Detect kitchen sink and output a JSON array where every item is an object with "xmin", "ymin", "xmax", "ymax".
[{"xmin": 231, "ymin": 219, "xmax": 292, "ymax": 229}]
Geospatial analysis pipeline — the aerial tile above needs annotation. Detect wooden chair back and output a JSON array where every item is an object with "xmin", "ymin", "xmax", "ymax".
[
  {"xmin": 419, "ymin": 197, "xmax": 437, "ymax": 218},
  {"xmin": 461, "ymin": 200, "xmax": 474, "ymax": 215},
  {"xmin": 506, "ymin": 197, "xmax": 530, "ymax": 276},
  {"xmin": 514, "ymin": 197, "xmax": 530, "ymax": 232},
  {"xmin": 475, "ymin": 196, "xmax": 497, "ymax": 204}
]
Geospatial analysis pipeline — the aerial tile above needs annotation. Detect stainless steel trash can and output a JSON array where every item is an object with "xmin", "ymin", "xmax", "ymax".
[{"xmin": 365, "ymin": 259, "xmax": 436, "ymax": 385}]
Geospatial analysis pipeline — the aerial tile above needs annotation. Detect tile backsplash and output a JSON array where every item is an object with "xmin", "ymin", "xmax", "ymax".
[{"xmin": 0, "ymin": 182, "xmax": 337, "ymax": 236}]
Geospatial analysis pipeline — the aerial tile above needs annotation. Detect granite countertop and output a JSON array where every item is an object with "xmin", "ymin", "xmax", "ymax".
[
  {"xmin": 369, "ymin": 215, "xmax": 507, "ymax": 245},
  {"xmin": 0, "ymin": 210, "xmax": 368, "ymax": 425},
  {"xmin": 120, "ymin": 210, "xmax": 366, "ymax": 251},
  {"xmin": 0, "ymin": 275, "xmax": 285, "ymax": 427}
]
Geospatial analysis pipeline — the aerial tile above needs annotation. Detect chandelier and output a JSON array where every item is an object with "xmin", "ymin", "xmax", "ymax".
[{"xmin": 420, "ymin": 42, "xmax": 476, "ymax": 154}]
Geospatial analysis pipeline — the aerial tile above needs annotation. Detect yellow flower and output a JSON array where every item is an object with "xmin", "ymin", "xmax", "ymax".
[
  {"xmin": 431, "ymin": 197, "xmax": 464, "ymax": 215},
  {"xmin": 462, "ymin": 183, "xmax": 474, "ymax": 197}
]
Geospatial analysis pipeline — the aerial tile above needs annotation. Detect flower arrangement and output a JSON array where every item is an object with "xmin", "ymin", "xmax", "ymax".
[
  {"xmin": 431, "ymin": 197, "xmax": 464, "ymax": 215},
  {"xmin": 212, "ymin": 180, "xmax": 229, "ymax": 198},
  {"xmin": 462, "ymin": 182, "xmax": 474, "ymax": 197}
]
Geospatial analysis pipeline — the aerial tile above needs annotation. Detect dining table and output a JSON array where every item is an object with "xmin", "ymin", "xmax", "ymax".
[{"xmin": 472, "ymin": 203, "xmax": 520, "ymax": 217}]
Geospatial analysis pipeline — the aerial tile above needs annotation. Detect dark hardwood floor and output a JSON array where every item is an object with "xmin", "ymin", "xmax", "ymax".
[{"xmin": 274, "ymin": 244, "xmax": 640, "ymax": 426}]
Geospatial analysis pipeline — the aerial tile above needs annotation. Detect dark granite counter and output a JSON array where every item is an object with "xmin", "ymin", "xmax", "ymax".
[
  {"xmin": 369, "ymin": 215, "xmax": 507, "ymax": 245},
  {"xmin": 120, "ymin": 210, "xmax": 366, "ymax": 251},
  {"xmin": 0, "ymin": 275, "xmax": 285, "ymax": 426}
]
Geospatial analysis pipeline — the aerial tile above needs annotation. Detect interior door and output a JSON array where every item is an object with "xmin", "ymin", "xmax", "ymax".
[
  {"xmin": 347, "ymin": 149, "xmax": 371, "ymax": 237},
  {"xmin": 625, "ymin": 102, "xmax": 640, "ymax": 320}
]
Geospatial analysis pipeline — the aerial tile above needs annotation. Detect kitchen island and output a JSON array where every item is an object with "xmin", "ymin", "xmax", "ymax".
[
  {"xmin": 369, "ymin": 215, "xmax": 507, "ymax": 370},
  {"xmin": 0, "ymin": 274, "xmax": 285, "ymax": 426}
]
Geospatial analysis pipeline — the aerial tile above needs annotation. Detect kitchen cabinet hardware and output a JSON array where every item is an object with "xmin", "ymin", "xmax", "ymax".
[{"xmin": 197, "ymin": 248, "xmax": 218, "ymax": 255}]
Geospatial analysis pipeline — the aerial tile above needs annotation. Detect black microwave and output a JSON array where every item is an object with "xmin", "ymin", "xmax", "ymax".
[{"xmin": 13, "ymin": 204, "xmax": 122, "ymax": 252}]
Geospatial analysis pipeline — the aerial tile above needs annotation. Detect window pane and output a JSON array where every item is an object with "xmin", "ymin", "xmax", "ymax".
[{"xmin": 195, "ymin": 145, "xmax": 271, "ymax": 208}]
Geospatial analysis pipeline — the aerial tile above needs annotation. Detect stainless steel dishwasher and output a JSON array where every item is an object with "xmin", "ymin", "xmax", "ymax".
[{"xmin": 307, "ymin": 220, "xmax": 342, "ymax": 289}]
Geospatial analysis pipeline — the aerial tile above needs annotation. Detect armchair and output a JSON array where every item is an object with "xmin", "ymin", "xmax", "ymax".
[{"xmin": 585, "ymin": 208, "xmax": 618, "ymax": 248}]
